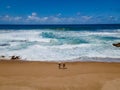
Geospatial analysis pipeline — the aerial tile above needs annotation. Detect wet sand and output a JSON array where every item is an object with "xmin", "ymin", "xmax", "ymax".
[{"xmin": 0, "ymin": 59, "xmax": 120, "ymax": 90}]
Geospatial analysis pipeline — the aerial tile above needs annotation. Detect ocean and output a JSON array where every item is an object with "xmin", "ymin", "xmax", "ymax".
[{"xmin": 0, "ymin": 24, "xmax": 120, "ymax": 62}]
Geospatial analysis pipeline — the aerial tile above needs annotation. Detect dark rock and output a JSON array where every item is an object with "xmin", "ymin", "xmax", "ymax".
[
  {"xmin": 0, "ymin": 55, "xmax": 5, "ymax": 58},
  {"xmin": 0, "ymin": 43, "xmax": 10, "ymax": 46},
  {"xmin": 113, "ymin": 43, "xmax": 120, "ymax": 47},
  {"xmin": 1, "ymin": 56, "xmax": 5, "ymax": 58},
  {"xmin": 11, "ymin": 40, "xmax": 27, "ymax": 42},
  {"xmin": 11, "ymin": 56, "xmax": 21, "ymax": 60}
]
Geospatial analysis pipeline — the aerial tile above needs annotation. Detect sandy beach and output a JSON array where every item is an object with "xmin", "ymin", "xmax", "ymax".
[{"xmin": 0, "ymin": 60, "xmax": 120, "ymax": 90}]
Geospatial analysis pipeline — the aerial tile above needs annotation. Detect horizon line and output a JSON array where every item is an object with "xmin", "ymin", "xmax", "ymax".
[{"xmin": 0, "ymin": 23, "xmax": 120, "ymax": 25}]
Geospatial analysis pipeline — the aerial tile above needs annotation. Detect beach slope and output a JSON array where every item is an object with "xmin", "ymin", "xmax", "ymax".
[{"xmin": 0, "ymin": 60, "xmax": 120, "ymax": 90}]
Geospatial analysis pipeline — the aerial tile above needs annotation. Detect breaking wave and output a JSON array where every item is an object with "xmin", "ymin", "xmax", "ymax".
[{"xmin": 0, "ymin": 28, "xmax": 120, "ymax": 62}]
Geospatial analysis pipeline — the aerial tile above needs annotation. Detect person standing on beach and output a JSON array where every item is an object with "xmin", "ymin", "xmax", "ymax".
[
  {"xmin": 63, "ymin": 63, "xmax": 66, "ymax": 69},
  {"xmin": 58, "ymin": 62, "xmax": 61, "ymax": 69}
]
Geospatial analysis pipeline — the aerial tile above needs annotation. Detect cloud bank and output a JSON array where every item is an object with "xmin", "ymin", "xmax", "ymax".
[{"xmin": 0, "ymin": 13, "xmax": 119, "ymax": 24}]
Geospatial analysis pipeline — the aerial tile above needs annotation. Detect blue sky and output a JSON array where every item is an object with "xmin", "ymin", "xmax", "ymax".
[{"xmin": 0, "ymin": 0, "xmax": 120, "ymax": 24}]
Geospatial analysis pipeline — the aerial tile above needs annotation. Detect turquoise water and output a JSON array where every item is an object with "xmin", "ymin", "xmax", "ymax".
[{"xmin": 0, "ymin": 24, "xmax": 120, "ymax": 62}]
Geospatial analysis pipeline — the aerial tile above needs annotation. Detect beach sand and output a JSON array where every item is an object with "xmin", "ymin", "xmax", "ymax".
[{"xmin": 0, "ymin": 60, "xmax": 120, "ymax": 90}]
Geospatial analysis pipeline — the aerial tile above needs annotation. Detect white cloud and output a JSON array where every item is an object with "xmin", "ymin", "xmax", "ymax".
[
  {"xmin": 3, "ymin": 15, "xmax": 12, "ymax": 21},
  {"xmin": 81, "ymin": 16, "xmax": 92, "ymax": 20},
  {"xmin": 32, "ymin": 12, "xmax": 37, "ymax": 16},
  {"xmin": 40, "ymin": 17, "xmax": 48, "ymax": 22},
  {"xmin": 108, "ymin": 16, "xmax": 118, "ymax": 21},
  {"xmin": 0, "ymin": 14, "xmax": 93, "ymax": 24},
  {"xmin": 27, "ymin": 13, "xmax": 40, "ymax": 21},
  {"xmin": 1, "ymin": 15, "xmax": 22, "ymax": 22},
  {"xmin": 14, "ymin": 16, "xmax": 22, "ymax": 21},
  {"xmin": 49, "ymin": 16, "xmax": 61, "ymax": 22},
  {"xmin": 27, "ymin": 13, "xmax": 61, "ymax": 23},
  {"xmin": 27, "ymin": 15, "xmax": 39, "ymax": 20},
  {"xmin": 0, "ymin": 13, "xmax": 119, "ymax": 24}
]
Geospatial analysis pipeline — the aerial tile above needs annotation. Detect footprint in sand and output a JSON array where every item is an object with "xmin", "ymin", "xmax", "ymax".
[{"xmin": 102, "ymin": 79, "xmax": 120, "ymax": 90}]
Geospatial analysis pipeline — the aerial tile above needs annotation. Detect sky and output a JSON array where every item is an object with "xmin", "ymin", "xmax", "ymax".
[{"xmin": 0, "ymin": 0, "xmax": 120, "ymax": 24}]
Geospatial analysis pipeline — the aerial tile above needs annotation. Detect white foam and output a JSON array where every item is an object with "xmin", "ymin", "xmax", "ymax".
[{"xmin": 0, "ymin": 29, "xmax": 120, "ymax": 62}]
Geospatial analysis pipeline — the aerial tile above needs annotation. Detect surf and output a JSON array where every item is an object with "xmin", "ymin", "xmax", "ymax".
[{"xmin": 0, "ymin": 24, "xmax": 120, "ymax": 61}]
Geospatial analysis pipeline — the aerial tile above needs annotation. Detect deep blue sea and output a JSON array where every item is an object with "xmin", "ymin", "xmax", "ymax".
[{"xmin": 0, "ymin": 24, "xmax": 120, "ymax": 62}]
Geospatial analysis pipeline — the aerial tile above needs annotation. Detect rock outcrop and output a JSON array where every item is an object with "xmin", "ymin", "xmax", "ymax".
[{"xmin": 113, "ymin": 43, "xmax": 120, "ymax": 47}]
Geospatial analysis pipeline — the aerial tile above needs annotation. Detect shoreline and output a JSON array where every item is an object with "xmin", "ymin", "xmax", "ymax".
[{"xmin": 0, "ymin": 58, "xmax": 120, "ymax": 63}]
